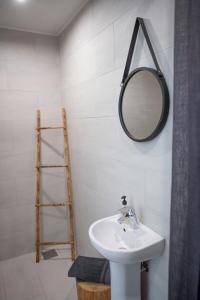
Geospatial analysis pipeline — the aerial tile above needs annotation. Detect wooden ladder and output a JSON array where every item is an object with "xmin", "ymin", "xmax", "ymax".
[{"xmin": 35, "ymin": 108, "xmax": 76, "ymax": 263}]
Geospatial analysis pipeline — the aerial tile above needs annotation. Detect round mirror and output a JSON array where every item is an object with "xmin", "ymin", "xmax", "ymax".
[{"xmin": 119, "ymin": 67, "xmax": 169, "ymax": 142}]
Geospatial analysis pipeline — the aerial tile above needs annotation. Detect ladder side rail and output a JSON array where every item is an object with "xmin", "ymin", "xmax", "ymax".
[
  {"xmin": 62, "ymin": 108, "xmax": 76, "ymax": 261},
  {"xmin": 36, "ymin": 110, "xmax": 41, "ymax": 263}
]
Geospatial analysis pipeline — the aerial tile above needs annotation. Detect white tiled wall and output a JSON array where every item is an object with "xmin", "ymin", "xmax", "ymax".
[
  {"xmin": 59, "ymin": 0, "xmax": 174, "ymax": 299},
  {"xmin": 0, "ymin": 29, "xmax": 67, "ymax": 260}
]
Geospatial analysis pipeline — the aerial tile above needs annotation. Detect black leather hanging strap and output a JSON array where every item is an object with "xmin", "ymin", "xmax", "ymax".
[{"xmin": 121, "ymin": 17, "xmax": 162, "ymax": 86}]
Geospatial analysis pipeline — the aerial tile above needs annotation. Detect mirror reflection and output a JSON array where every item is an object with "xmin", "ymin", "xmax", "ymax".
[{"xmin": 121, "ymin": 69, "xmax": 164, "ymax": 141}]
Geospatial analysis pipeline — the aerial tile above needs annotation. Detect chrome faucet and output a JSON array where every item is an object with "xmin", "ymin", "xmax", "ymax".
[{"xmin": 117, "ymin": 196, "xmax": 139, "ymax": 229}]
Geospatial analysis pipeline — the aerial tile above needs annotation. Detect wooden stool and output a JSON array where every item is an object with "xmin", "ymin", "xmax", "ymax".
[{"xmin": 76, "ymin": 281, "xmax": 111, "ymax": 300}]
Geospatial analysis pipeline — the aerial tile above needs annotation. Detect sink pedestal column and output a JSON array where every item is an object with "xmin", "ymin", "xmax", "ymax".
[{"xmin": 110, "ymin": 262, "xmax": 141, "ymax": 300}]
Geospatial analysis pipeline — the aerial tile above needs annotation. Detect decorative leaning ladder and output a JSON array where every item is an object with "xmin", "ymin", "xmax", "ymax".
[{"xmin": 35, "ymin": 108, "xmax": 76, "ymax": 263}]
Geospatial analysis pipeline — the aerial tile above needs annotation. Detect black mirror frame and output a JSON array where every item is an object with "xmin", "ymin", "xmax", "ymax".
[
  {"xmin": 119, "ymin": 17, "xmax": 170, "ymax": 142},
  {"xmin": 118, "ymin": 67, "xmax": 169, "ymax": 142}
]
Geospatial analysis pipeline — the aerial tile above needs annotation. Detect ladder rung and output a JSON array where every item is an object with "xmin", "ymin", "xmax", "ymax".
[
  {"xmin": 35, "ymin": 203, "xmax": 66, "ymax": 207},
  {"xmin": 40, "ymin": 241, "xmax": 73, "ymax": 246},
  {"xmin": 39, "ymin": 126, "xmax": 64, "ymax": 130},
  {"xmin": 37, "ymin": 165, "xmax": 67, "ymax": 168}
]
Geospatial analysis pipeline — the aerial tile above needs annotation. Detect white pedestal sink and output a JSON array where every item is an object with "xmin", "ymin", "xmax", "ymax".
[{"xmin": 89, "ymin": 214, "xmax": 165, "ymax": 300}]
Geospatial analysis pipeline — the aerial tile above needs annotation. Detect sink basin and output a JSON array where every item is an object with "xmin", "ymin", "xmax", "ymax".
[
  {"xmin": 89, "ymin": 214, "xmax": 165, "ymax": 300},
  {"xmin": 89, "ymin": 214, "xmax": 164, "ymax": 264}
]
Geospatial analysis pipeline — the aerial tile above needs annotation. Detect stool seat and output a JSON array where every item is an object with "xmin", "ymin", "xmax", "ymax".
[{"xmin": 76, "ymin": 281, "xmax": 111, "ymax": 300}]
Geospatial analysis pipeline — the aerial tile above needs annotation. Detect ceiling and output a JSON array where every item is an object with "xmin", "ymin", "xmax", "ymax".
[{"xmin": 0, "ymin": 0, "xmax": 89, "ymax": 36}]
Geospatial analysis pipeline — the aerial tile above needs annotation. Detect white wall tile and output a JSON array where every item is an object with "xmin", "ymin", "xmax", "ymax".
[
  {"xmin": 6, "ymin": 61, "xmax": 60, "ymax": 92},
  {"xmin": 0, "ymin": 29, "xmax": 35, "ymax": 63},
  {"xmin": 41, "ymin": 206, "xmax": 69, "ymax": 242},
  {"xmin": 41, "ymin": 168, "xmax": 66, "ymax": 204},
  {"xmin": 0, "ymin": 266, "xmax": 6, "ymax": 300},
  {"xmin": 63, "ymin": 67, "xmax": 122, "ymax": 118},
  {"xmin": 0, "ymin": 155, "xmax": 19, "ymax": 180},
  {"xmin": 59, "ymin": 2, "xmax": 94, "ymax": 58},
  {"xmin": 0, "ymin": 204, "xmax": 35, "ymax": 258},
  {"xmin": 61, "ymin": 25, "xmax": 114, "ymax": 88},
  {"xmin": 0, "ymin": 204, "xmax": 34, "ymax": 238},
  {"xmin": 38, "ymin": 89, "xmax": 62, "ymax": 108},
  {"xmin": 144, "ymin": 169, "xmax": 171, "ymax": 219},
  {"xmin": 16, "ymin": 176, "xmax": 35, "ymax": 206},
  {"xmin": 41, "ymin": 129, "xmax": 64, "ymax": 165},
  {"xmin": 13, "ymin": 120, "xmax": 35, "ymax": 155},
  {"xmin": 114, "ymin": 2, "xmax": 174, "ymax": 69},
  {"xmin": 0, "ymin": 91, "xmax": 38, "ymax": 127},
  {"xmin": 0, "ymin": 178, "xmax": 17, "ymax": 208},
  {"xmin": 90, "ymin": 0, "xmax": 134, "ymax": 34},
  {"xmin": 0, "ymin": 62, "xmax": 7, "ymax": 90},
  {"xmin": 0, "ymin": 232, "xmax": 35, "ymax": 260},
  {"xmin": 0, "ymin": 120, "xmax": 14, "ymax": 155},
  {"xmin": 59, "ymin": 0, "xmax": 133, "ymax": 58},
  {"xmin": 143, "ymin": 208, "xmax": 170, "ymax": 238},
  {"xmin": 34, "ymin": 35, "xmax": 60, "ymax": 66},
  {"xmin": 147, "ymin": 274, "xmax": 168, "ymax": 300}
]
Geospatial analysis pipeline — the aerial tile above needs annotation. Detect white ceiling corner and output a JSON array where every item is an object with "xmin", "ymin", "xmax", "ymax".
[{"xmin": 0, "ymin": 0, "xmax": 89, "ymax": 36}]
